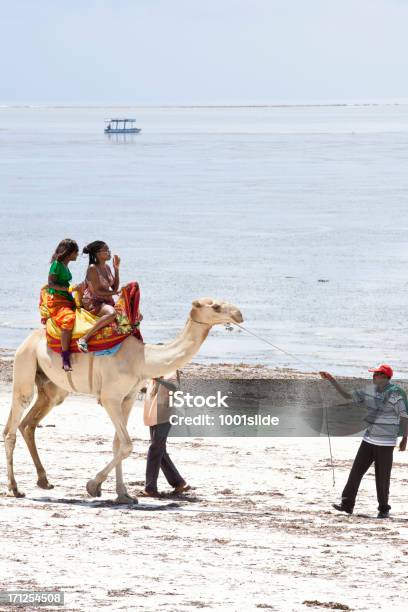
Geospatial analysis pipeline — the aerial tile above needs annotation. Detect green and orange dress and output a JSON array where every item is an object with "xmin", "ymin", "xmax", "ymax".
[{"xmin": 47, "ymin": 260, "xmax": 76, "ymax": 330}]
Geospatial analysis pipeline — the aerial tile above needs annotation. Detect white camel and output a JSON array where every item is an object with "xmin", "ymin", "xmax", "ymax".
[{"xmin": 4, "ymin": 298, "xmax": 243, "ymax": 503}]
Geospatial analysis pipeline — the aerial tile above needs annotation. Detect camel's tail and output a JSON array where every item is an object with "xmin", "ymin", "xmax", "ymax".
[{"xmin": 4, "ymin": 330, "xmax": 41, "ymax": 436}]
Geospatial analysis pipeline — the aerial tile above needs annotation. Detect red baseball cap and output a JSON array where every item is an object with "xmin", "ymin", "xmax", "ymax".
[{"xmin": 368, "ymin": 364, "xmax": 393, "ymax": 378}]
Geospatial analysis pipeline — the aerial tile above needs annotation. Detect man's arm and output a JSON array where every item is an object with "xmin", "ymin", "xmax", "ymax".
[
  {"xmin": 320, "ymin": 371, "xmax": 353, "ymax": 400},
  {"xmin": 399, "ymin": 408, "xmax": 408, "ymax": 451}
]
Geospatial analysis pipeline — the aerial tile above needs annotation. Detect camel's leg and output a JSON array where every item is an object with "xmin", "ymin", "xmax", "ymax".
[
  {"xmin": 19, "ymin": 373, "xmax": 68, "ymax": 489},
  {"xmin": 86, "ymin": 396, "xmax": 133, "ymax": 500},
  {"xmin": 113, "ymin": 392, "xmax": 138, "ymax": 504},
  {"xmin": 4, "ymin": 392, "xmax": 33, "ymax": 498},
  {"xmin": 3, "ymin": 337, "xmax": 38, "ymax": 498}
]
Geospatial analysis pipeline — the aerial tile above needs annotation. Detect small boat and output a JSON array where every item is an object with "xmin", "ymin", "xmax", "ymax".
[{"xmin": 104, "ymin": 118, "xmax": 141, "ymax": 134}]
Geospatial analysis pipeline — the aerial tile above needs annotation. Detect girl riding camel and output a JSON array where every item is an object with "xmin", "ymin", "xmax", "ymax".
[
  {"xmin": 47, "ymin": 239, "xmax": 79, "ymax": 371},
  {"xmin": 77, "ymin": 240, "xmax": 121, "ymax": 353}
]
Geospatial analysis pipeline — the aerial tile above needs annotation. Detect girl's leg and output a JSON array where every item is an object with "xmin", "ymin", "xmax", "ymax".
[
  {"xmin": 78, "ymin": 305, "xmax": 116, "ymax": 351},
  {"xmin": 61, "ymin": 330, "xmax": 73, "ymax": 371},
  {"xmin": 61, "ymin": 329, "xmax": 72, "ymax": 352},
  {"xmin": 60, "ymin": 311, "xmax": 75, "ymax": 371}
]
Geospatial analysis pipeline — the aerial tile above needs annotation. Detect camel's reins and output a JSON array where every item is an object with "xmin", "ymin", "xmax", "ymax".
[{"xmin": 232, "ymin": 322, "xmax": 336, "ymax": 487}]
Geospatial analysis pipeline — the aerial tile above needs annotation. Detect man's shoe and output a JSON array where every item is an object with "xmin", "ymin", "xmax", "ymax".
[
  {"xmin": 377, "ymin": 510, "xmax": 390, "ymax": 519},
  {"xmin": 140, "ymin": 489, "xmax": 160, "ymax": 498},
  {"xmin": 332, "ymin": 503, "xmax": 353, "ymax": 515},
  {"xmin": 173, "ymin": 481, "xmax": 191, "ymax": 494}
]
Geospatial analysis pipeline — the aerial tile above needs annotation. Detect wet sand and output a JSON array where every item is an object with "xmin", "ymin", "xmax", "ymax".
[{"xmin": 1, "ymin": 368, "xmax": 408, "ymax": 611}]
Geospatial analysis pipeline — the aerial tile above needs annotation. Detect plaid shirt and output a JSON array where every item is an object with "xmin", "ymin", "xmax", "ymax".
[{"xmin": 352, "ymin": 384, "xmax": 408, "ymax": 446}]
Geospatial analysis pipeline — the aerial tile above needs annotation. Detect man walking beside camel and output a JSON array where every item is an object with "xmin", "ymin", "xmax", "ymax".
[
  {"xmin": 142, "ymin": 371, "xmax": 189, "ymax": 497},
  {"xmin": 321, "ymin": 364, "xmax": 408, "ymax": 519}
]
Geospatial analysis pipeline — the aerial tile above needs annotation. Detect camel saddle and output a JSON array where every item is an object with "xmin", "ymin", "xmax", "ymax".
[{"xmin": 40, "ymin": 281, "xmax": 143, "ymax": 353}]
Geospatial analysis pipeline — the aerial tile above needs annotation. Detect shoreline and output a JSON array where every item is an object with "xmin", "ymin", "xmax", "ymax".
[
  {"xmin": 1, "ymin": 352, "xmax": 403, "ymax": 384},
  {"xmin": 0, "ymin": 354, "xmax": 362, "ymax": 387}
]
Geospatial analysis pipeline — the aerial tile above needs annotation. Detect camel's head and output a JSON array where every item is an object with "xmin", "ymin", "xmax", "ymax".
[{"xmin": 190, "ymin": 297, "xmax": 243, "ymax": 327}]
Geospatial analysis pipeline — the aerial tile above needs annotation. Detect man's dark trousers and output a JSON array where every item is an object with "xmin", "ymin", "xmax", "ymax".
[
  {"xmin": 341, "ymin": 440, "xmax": 394, "ymax": 513},
  {"xmin": 145, "ymin": 422, "xmax": 184, "ymax": 493}
]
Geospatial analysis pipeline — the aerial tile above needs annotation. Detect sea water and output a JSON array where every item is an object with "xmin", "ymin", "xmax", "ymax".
[{"xmin": 1, "ymin": 104, "xmax": 408, "ymax": 376}]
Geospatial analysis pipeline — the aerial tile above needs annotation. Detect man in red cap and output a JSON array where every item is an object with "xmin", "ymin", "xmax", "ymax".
[{"xmin": 320, "ymin": 364, "xmax": 408, "ymax": 518}]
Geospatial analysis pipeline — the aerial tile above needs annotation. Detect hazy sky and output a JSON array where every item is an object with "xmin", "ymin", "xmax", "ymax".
[{"xmin": 2, "ymin": 0, "xmax": 408, "ymax": 105}]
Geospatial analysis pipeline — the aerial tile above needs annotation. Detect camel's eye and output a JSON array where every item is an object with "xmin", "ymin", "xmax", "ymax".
[{"xmin": 212, "ymin": 304, "xmax": 221, "ymax": 312}]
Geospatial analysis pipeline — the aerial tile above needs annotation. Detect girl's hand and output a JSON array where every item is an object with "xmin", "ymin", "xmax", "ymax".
[
  {"xmin": 399, "ymin": 437, "xmax": 407, "ymax": 452},
  {"xmin": 113, "ymin": 255, "xmax": 121, "ymax": 269}
]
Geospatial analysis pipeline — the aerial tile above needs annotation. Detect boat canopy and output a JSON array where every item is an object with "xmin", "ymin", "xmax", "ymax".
[{"xmin": 104, "ymin": 117, "xmax": 141, "ymax": 134}]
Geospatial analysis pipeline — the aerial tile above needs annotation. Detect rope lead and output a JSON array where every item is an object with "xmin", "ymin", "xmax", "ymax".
[{"xmin": 232, "ymin": 322, "xmax": 336, "ymax": 487}]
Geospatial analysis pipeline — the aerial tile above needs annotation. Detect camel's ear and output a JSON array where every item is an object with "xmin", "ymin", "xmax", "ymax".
[
  {"xmin": 212, "ymin": 303, "xmax": 221, "ymax": 312},
  {"xmin": 192, "ymin": 300, "xmax": 202, "ymax": 308}
]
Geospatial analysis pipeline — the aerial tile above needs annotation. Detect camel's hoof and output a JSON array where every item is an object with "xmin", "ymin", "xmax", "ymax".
[
  {"xmin": 86, "ymin": 479, "xmax": 102, "ymax": 498},
  {"xmin": 37, "ymin": 479, "xmax": 54, "ymax": 490},
  {"xmin": 7, "ymin": 488, "xmax": 25, "ymax": 499},
  {"xmin": 115, "ymin": 494, "xmax": 138, "ymax": 505}
]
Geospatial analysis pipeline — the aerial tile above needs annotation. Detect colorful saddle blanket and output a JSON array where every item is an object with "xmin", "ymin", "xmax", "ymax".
[{"xmin": 40, "ymin": 281, "xmax": 143, "ymax": 353}]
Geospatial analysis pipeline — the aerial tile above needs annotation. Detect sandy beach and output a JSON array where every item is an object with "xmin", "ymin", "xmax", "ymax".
[{"xmin": 1, "ymin": 358, "xmax": 408, "ymax": 612}]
